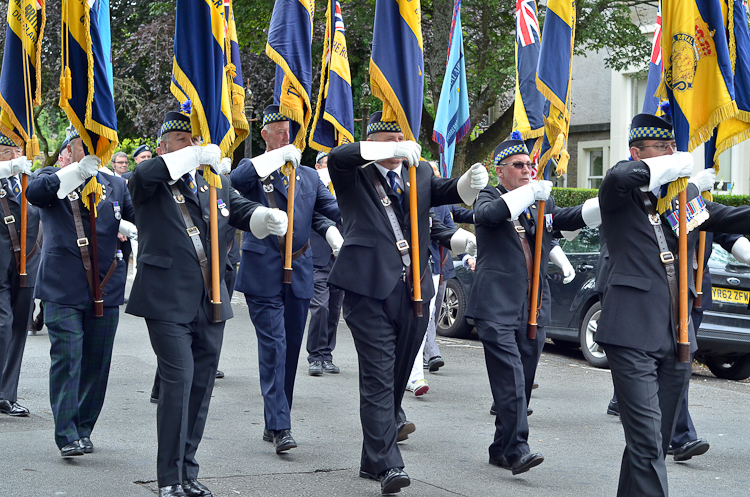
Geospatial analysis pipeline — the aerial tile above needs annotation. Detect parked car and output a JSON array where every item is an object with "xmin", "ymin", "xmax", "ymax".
[{"xmin": 437, "ymin": 228, "xmax": 750, "ymax": 380}]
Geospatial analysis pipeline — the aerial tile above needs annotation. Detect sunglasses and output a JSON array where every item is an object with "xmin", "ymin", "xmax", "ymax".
[{"xmin": 498, "ymin": 161, "xmax": 535, "ymax": 170}]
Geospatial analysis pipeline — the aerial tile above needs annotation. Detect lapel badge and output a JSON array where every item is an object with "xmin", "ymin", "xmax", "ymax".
[
  {"xmin": 218, "ymin": 199, "xmax": 229, "ymax": 217},
  {"xmin": 68, "ymin": 191, "xmax": 79, "ymax": 201},
  {"xmin": 0, "ymin": 189, "xmax": 6, "ymax": 198},
  {"xmin": 263, "ymin": 183, "xmax": 274, "ymax": 193}
]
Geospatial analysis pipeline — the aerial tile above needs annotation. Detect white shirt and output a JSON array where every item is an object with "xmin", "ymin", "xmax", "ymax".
[{"xmin": 374, "ymin": 162, "xmax": 404, "ymax": 190}]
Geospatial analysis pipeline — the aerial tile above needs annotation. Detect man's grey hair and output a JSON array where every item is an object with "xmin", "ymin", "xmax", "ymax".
[{"xmin": 112, "ymin": 151, "xmax": 128, "ymax": 163}]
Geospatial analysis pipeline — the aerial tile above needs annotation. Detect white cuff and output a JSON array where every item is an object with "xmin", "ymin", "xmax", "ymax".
[
  {"xmin": 582, "ymin": 198, "xmax": 601, "ymax": 228},
  {"xmin": 160, "ymin": 146, "xmax": 200, "ymax": 181},
  {"xmin": 359, "ymin": 141, "xmax": 396, "ymax": 162},
  {"xmin": 456, "ymin": 170, "xmax": 478, "ymax": 205},
  {"xmin": 55, "ymin": 164, "xmax": 86, "ymax": 198},
  {"xmin": 560, "ymin": 229, "xmax": 581, "ymax": 241},
  {"xmin": 0, "ymin": 161, "xmax": 14, "ymax": 179},
  {"xmin": 250, "ymin": 150, "xmax": 285, "ymax": 179},
  {"xmin": 500, "ymin": 184, "xmax": 536, "ymax": 220},
  {"xmin": 731, "ymin": 236, "xmax": 750, "ymax": 265}
]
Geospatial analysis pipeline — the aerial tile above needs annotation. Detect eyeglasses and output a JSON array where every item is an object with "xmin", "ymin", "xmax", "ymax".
[
  {"xmin": 637, "ymin": 142, "xmax": 677, "ymax": 153},
  {"xmin": 113, "ymin": 161, "xmax": 129, "ymax": 166},
  {"xmin": 498, "ymin": 161, "xmax": 535, "ymax": 170},
  {"xmin": 0, "ymin": 150, "xmax": 14, "ymax": 159}
]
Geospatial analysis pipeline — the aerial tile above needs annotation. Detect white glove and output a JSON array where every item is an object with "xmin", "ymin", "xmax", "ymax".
[
  {"xmin": 325, "ymin": 226, "xmax": 344, "ymax": 257},
  {"xmin": 0, "ymin": 157, "xmax": 31, "ymax": 179},
  {"xmin": 456, "ymin": 163, "xmax": 489, "ymax": 204},
  {"xmin": 731, "ymin": 236, "xmax": 750, "ymax": 265},
  {"xmin": 216, "ymin": 157, "xmax": 232, "ymax": 176},
  {"xmin": 118, "ymin": 220, "xmax": 138, "ymax": 240},
  {"xmin": 499, "ymin": 180, "xmax": 552, "ymax": 221},
  {"xmin": 161, "ymin": 144, "xmax": 221, "ymax": 180},
  {"xmin": 249, "ymin": 145, "xmax": 301, "ymax": 179},
  {"xmin": 359, "ymin": 140, "xmax": 421, "ymax": 167},
  {"xmin": 641, "ymin": 151, "xmax": 694, "ymax": 191},
  {"xmin": 581, "ymin": 198, "xmax": 601, "ymax": 228},
  {"xmin": 688, "ymin": 168, "xmax": 716, "ymax": 193},
  {"xmin": 449, "ymin": 228, "xmax": 477, "ymax": 257},
  {"xmin": 55, "ymin": 156, "xmax": 102, "ymax": 198},
  {"xmin": 79, "ymin": 155, "xmax": 101, "ymax": 179},
  {"xmin": 550, "ymin": 245, "xmax": 575, "ymax": 284},
  {"xmin": 249, "ymin": 206, "xmax": 288, "ymax": 239}
]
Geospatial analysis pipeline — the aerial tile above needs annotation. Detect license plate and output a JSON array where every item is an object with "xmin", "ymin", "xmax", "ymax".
[{"xmin": 712, "ymin": 287, "xmax": 750, "ymax": 305}]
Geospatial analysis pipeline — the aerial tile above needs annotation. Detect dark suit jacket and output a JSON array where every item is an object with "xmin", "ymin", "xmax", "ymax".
[
  {"xmin": 125, "ymin": 158, "xmax": 259, "ymax": 323},
  {"xmin": 449, "ymin": 204, "xmax": 474, "ymax": 224},
  {"xmin": 229, "ymin": 160, "xmax": 340, "ymax": 300},
  {"xmin": 327, "ymin": 143, "xmax": 463, "ymax": 301},
  {"xmin": 27, "ymin": 168, "xmax": 134, "ymax": 306},
  {"xmin": 429, "ymin": 205, "xmax": 457, "ymax": 279},
  {"xmin": 466, "ymin": 185, "xmax": 585, "ymax": 325},
  {"xmin": 0, "ymin": 176, "xmax": 42, "ymax": 284},
  {"xmin": 596, "ymin": 160, "xmax": 750, "ymax": 352}
]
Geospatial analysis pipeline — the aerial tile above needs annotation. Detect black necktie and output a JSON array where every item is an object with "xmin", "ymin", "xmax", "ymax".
[
  {"xmin": 387, "ymin": 170, "xmax": 404, "ymax": 210},
  {"xmin": 182, "ymin": 173, "xmax": 197, "ymax": 195}
]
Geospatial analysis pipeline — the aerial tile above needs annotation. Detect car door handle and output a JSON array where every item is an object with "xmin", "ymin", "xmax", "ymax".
[{"xmin": 577, "ymin": 264, "xmax": 594, "ymax": 273}]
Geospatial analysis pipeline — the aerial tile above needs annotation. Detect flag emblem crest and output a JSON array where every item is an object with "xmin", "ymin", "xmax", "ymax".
[
  {"xmin": 516, "ymin": 0, "xmax": 540, "ymax": 48},
  {"xmin": 666, "ymin": 33, "xmax": 696, "ymax": 92}
]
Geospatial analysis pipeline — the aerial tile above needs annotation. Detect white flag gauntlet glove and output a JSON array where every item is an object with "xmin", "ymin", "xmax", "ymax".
[
  {"xmin": 731, "ymin": 236, "xmax": 750, "ymax": 265},
  {"xmin": 216, "ymin": 157, "xmax": 232, "ymax": 176},
  {"xmin": 449, "ymin": 228, "xmax": 477, "ymax": 257},
  {"xmin": 118, "ymin": 220, "xmax": 138, "ymax": 240},
  {"xmin": 160, "ymin": 144, "xmax": 221, "ymax": 181},
  {"xmin": 500, "ymin": 180, "xmax": 552, "ymax": 220},
  {"xmin": 325, "ymin": 226, "xmax": 344, "ymax": 257},
  {"xmin": 457, "ymin": 163, "xmax": 489, "ymax": 205},
  {"xmin": 55, "ymin": 155, "xmax": 101, "ymax": 198},
  {"xmin": 550, "ymin": 245, "xmax": 575, "ymax": 284},
  {"xmin": 250, "ymin": 145, "xmax": 301, "ymax": 179},
  {"xmin": 688, "ymin": 168, "xmax": 716, "ymax": 193},
  {"xmin": 249, "ymin": 206, "xmax": 288, "ymax": 239},
  {"xmin": 0, "ymin": 156, "xmax": 31, "ymax": 179},
  {"xmin": 581, "ymin": 198, "xmax": 601, "ymax": 228},
  {"xmin": 641, "ymin": 151, "xmax": 694, "ymax": 191},
  {"xmin": 359, "ymin": 140, "xmax": 421, "ymax": 167}
]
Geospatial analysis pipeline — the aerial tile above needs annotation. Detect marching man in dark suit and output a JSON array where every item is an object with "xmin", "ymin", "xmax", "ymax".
[
  {"xmin": 126, "ymin": 110, "xmax": 271, "ymax": 497},
  {"xmin": 596, "ymin": 113, "xmax": 750, "ymax": 497},
  {"xmin": 468, "ymin": 134, "xmax": 600, "ymax": 475},
  {"xmin": 27, "ymin": 129, "xmax": 135, "ymax": 458},
  {"xmin": 229, "ymin": 106, "xmax": 342, "ymax": 455},
  {"xmin": 0, "ymin": 134, "xmax": 41, "ymax": 418},
  {"xmin": 327, "ymin": 111, "xmax": 487, "ymax": 494}
]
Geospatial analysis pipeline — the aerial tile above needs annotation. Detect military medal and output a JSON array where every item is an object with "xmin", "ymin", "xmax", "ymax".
[
  {"xmin": 545, "ymin": 213, "xmax": 553, "ymax": 232},
  {"xmin": 113, "ymin": 201, "xmax": 121, "ymax": 220},
  {"xmin": 218, "ymin": 199, "xmax": 229, "ymax": 217},
  {"xmin": 664, "ymin": 196, "xmax": 709, "ymax": 236}
]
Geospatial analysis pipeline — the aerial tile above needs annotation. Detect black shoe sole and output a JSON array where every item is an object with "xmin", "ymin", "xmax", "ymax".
[
  {"xmin": 396, "ymin": 422, "xmax": 415, "ymax": 442},
  {"xmin": 428, "ymin": 359, "xmax": 444, "ymax": 372},
  {"xmin": 308, "ymin": 370, "xmax": 323, "ymax": 376},
  {"xmin": 674, "ymin": 441, "xmax": 710, "ymax": 461},
  {"xmin": 512, "ymin": 455, "xmax": 544, "ymax": 475},
  {"xmin": 381, "ymin": 475, "xmax": 410, "ymax": 494},
  {"xmin": 607, "ymin": 408, "xmax": 620, "ymax": 416},
  {"xmin": 1, "ymin": 410, "xmax": 29, "ymax": 417},
  {"xmin": 359, "ymin": 470, "xmax": 379, "ymax": 481},
  {"xmin": 322, "ymin": 369, "xmax": 340, "ymax": 374},
  {"xmin": 150, "ymin": 397, "xmax": 158, "ymax": 404},
  {"xmin": 275, "ymin": 441, "xmax": 297, "ymax": 453}
]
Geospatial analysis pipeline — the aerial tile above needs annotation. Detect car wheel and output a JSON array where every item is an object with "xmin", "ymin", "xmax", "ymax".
[
  {"xmin": 579, "ymin": 301, "xmax": 608, "ymax": 369},
  {"xmin": 437, "ymin": 278, "xmax": 473, "ymax": 338},
  {"xmin": 705, "ymin": 354, "xmax": 750, "ymax": 381}
]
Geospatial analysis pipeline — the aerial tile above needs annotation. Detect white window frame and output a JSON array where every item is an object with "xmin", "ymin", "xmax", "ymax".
[{"xmin": 577, "ymin": 139, "xmax": 611, "ymax": 189}]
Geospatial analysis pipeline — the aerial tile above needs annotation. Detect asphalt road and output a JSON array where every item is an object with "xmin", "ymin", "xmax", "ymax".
[{"xmin": 3, "ymin": 289, "xmax": 750, "ymax": 497}]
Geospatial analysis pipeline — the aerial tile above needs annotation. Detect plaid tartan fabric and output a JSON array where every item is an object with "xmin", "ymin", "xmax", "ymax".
[{"xmin": 45, "ymin": 301, "xmax": 119, "ymax": 448}]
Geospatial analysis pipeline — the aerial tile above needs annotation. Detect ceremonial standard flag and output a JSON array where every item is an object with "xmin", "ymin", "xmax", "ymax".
[
  {"xmin": 535, "ymin": 0, "xmax": 575, "ymax": 176},
  {"xmin": 0, "ymin": 0, "xmax": 45, "ymax": 155},
  {"xmin": 432, "ymin": 0, "xmax": 470, "ymax": 178},
  {"xmin": 309, "ymin": 0, "xmax": 355, "ymax": 152},
  {"xmin": 225, "ymin": 0, "xmax": 249, "ymax": 152},
  {"xmin": 370, "ymin": 0, "xmax": 424, "ymax": 141},
  {"xmin": 512, "ymin": 0, "xmax": 544, "ymax": 141},
  {"xmin": 642, "ymin": 4, "xmax": 663, "ymax": 115},
  {"xmin": 267, "ymin": 0, "xmax": 314, "ymax": 151},
  {"xmin": 59, "ymin": 0, "xmax": 118, "ymax": 163},
  {"xmin": 171, "ymin": 0, "xmax": 235, "ymax": 161}
]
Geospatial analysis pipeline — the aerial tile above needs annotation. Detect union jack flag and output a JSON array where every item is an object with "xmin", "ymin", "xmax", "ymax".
[
  {"xmin": 649, "ymin": 5, "xmax": 662, "ymax": 65},
  {"xmin": 516, "ymin": 0, "xmax": 540, "ymax": 48},
  {"xmin": 334, "ymin": 0, "xmax": 345, "ymax": 32}
]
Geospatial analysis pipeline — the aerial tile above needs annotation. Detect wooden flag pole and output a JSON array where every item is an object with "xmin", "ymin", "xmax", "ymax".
[
  {"xmin": 527, "ymin": 199, "xmax": 545, "ymax": 339},
  {"xmin": 409, "ymin": 164, "xmax": 422, "ymax": 317},
  {"xmin": 19, "ymin": 174, "xmax": 27, "ymax": 287},
  {"xmin": 209, "ymin": 180, "xmax": 222, "ymax": 322},
  {"xmin": 695, "ymin": 230, "xmax": 707, "ymax": 309},
  {"xmin": 283, "ymin": 164, "xmax": 296, "ymax": 284},
  {"xmin": 88, "ymin": 191, "xmax": 103, "ymax": 317},
  {"xmin": 677, "ymin": 189, "xmax": 690, "ymax": 363}
]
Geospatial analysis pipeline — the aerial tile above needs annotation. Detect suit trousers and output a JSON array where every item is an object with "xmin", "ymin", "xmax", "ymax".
[
  {"xmin": 475, "ymin": 318, "xmax": 545, "ymax": 464},
  {"xmin": 671, "ymin": 308, "xmax": 703, "ymax": 447},
  {"xmin": 343, "ymin": 280, "xmax": 429, "ymax": 476},
  {"xmin": 423, "ymin": 274, "xmax": 442, "ymax": 361},
  {"xmin": 603, "ymin": 329, "xmax": 692, "ymax": 497},
  {"xmin": 0, "ymin": 266, "xmax": 35, "ymax": 402},
  {"xmin": 45, "ymin": 301, "xmax": 118, "ymax": 449},
  {"xmin": 306, "ymin": 259, "xmax": 343, "ymax": 363},
  {"xmin": 146, "ymin": 306, "xmax": 224, "ymax": 487},
  {"xmin": 246, "ymin": 287, "xmax": 310, "ymax": 431}
]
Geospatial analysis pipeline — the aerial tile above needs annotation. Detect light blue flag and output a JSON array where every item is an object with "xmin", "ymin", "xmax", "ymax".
[{"xmin": 432, "ymin": 0, "xmax": 470, "ymax": 178}]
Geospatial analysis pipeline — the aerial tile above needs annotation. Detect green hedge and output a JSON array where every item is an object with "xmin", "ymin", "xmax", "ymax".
[{"xmin": 551, "ymin": 188, "xmax": 750, "ymax": 208}]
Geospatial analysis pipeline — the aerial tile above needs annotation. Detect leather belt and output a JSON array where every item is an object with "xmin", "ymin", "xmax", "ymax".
[
  {"xmin": 373, "ymin": 174, "xmax": 411, "ymax": 267},
  {"xmin": 171, "ymin": 185, "xmax": 213, "ymax": 298},
  {"xmin": 261, "ymin": 177, "xmax": 308, "ymax": 263},
  {"xmin": 69, "ymin": 193, "xmax": 118, "ymax": 299},
  {"xmin": 641, "ymin": 192, "xmax": 681, "ymax": 341}
]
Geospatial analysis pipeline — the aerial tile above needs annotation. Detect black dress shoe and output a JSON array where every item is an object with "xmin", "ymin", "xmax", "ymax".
[
  {"xmin": 309, "ymin": 361, "xmax": 323, "ymax": 376},
  {"xmin": 396, "ymin": 421, "xmax": 415, "ymax": 442},
  {"xmin": 380, "ymin": 468, "xmax": 410, "ymax": 495},
  {"xmin": 527, "ymin": 408, "xmax": 533, "ymax": 416},
  {"xmin": 427, "ymin": 356, "xmax": 444, "ymax": 372},
  {"xmin": 215, "ymin": 370, "xmax": 225, "ymax": 379},
  {"xmin": 79, "ymin": 436, "xmax": 94, "ymax": 453},
  {"xmin": 673, "ymin": 438, "xmax": 710, "ymax": 461},
  {"xmin": 150, "ymin": 395, "xmax": 159, "ymax": 404},
  {"xmin": 510, "ymin": 452, "xmax": 544, "ymax": 475},
  {"xmin": 273, "ymin": 429, "xmax": 297, "ymax": 453},
  {"xmin": 359, "ymin": 469, "xmax": 379, "ymax": 481},
  {"xmin": 322, "ymin": 360, "xmax": 340, "ymax": 374},
  {"xmin": 182, "ymin": 479, "xmax": 213, "ymax": 497},
  {"xmin": 532, "ymin": 382, "xmax": 539, "ymax": 390},
  {"xmin": 489, "ymin": 455, "xmax": 511, "ymax": 469},
  {"xmin": 159, "ymin": 485, "xmax": 187, "ymax": 497},
  {"xmin": 490, "ymin": 402, "xmax": 496, "ymax": 416},
  {"xmin": 263, "ymin": 429, "xmax": 274, "ymax": 442},
  {"xmin": 0, "ymin": 399, "xmax": 29, "ymax": 417},
  {"xmin": 607, "ymin": 400, "xmax": 620, "ymax": 416},
  {"xmin": 60, "ymin": 440, "xmax": 84, "ymax": 457}
]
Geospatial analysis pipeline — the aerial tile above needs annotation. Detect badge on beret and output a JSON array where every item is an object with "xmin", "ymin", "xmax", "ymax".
[{"xmin": 218, "ymin": 199, "xmax": 229, "ymax": 217}]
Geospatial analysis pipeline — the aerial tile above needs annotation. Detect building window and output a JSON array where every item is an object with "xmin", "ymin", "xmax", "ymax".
[
  {"xmin": 588, "ymin": 149, "xmax": 604, "ymax": 188},
  {"xmin": 715, "ymin": 147, "xmax": 734, "ymax": 192}
]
